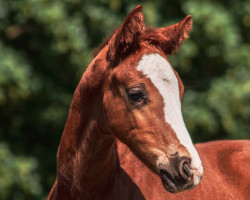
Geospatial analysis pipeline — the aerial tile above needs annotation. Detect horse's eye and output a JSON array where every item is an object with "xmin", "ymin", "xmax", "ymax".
[{"xmin": 126, "ymin": 85, "xmax": 147, "ymax": 106}]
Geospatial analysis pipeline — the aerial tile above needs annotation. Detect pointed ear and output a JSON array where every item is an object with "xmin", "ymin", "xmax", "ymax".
[
  {"xmin": 107, "ymin": 5, "xmax": 145, "ymax": 66},
  {"xmin": 143, "ymin": 15, "xmax": 192, "ymax": 55}
]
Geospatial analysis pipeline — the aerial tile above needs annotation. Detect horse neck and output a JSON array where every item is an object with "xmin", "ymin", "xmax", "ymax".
[{"xmin": 56, "ymin": 77, "xmax": 119, "ymax": 199}]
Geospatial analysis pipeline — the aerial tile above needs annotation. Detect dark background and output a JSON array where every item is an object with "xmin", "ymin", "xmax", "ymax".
[{"xmin": 0, "ymin": 0, "xmax": 249, "ymax": 199}]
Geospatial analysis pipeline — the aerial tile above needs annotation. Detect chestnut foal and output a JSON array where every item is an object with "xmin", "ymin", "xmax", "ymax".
[{"xmin": 48, "ymin": 5, "xmax": 250, "ymax": 200}]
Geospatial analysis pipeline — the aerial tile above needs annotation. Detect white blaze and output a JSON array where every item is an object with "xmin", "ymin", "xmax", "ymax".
[{"xmin": 137, "ymin": 53, "xmax": 203, "ymax": 182}]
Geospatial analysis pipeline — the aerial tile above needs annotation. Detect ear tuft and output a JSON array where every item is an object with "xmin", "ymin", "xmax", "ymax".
[
  {"xmin": 142, "ymin": 15, "xmax": 193, "ymax": 55},
  {"xmin": 107, "ymin": 5, "xmax": 145, "ymax": 66},
  {"xmin": 178, "ymin": 15, "xmax": 192, "ymax": 41}
]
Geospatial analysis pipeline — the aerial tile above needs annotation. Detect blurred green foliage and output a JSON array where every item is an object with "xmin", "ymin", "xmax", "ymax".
[
  {"xmin": 0, "ymin": 0, "xmax": 249, "ymax": 199},
  {"xmin": 0, "ymin": 143, "xmax": 42, "ymax": 199}
]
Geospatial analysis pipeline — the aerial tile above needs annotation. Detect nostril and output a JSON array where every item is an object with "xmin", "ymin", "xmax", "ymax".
[
  {"xmin": 178, "ymin": 158, "xmax": 193, "ymax": 182},
  {"xmin": 182, "ymin": 162, "xmax": 192, "ymax": 178}
]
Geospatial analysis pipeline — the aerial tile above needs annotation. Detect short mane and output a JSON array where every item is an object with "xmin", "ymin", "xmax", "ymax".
[{"xmin": 92, "ymin": 28, "xmax": 156, "ymax": 58}]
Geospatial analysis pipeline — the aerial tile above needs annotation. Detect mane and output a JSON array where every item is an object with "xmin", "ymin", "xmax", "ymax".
[
  {"xmin": 91, "ymin": 29, "xmax": 154, "ymax": 58},
  {"xmin": 92, "ymin": 27, "xmax": 180, "ymax": 59}
]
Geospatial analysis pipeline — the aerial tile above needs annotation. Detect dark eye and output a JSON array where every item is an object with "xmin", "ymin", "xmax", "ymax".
[
  {"xmin": 129, "ymin": 90, "xmax": 144, "ymax": 102},
  {"xmin": 126, "ymin": 84, "xmax": 148, "ymax": 106}
]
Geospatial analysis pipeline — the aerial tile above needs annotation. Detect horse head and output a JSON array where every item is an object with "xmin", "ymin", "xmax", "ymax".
[{"xmin": 87, "ymin": 5, "xmax": 203, "ymax": 193}]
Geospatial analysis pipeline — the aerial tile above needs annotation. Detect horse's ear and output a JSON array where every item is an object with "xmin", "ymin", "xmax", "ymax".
[
  {"xmin": 158, "ymin": 15, "xmax": 192, "ymax": 54},
  {"xmin": 107, "ymin": 5, "xmax": 145, "ymax": 66},
  {"xmin": 144, "ymin": 15, "xmax": 192, "ymax": 55}
]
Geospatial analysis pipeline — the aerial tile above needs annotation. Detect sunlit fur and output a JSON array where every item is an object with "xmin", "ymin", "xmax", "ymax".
[{"xmin": 47, "ymin": 5, "xmax": 250, "ymax": 200}]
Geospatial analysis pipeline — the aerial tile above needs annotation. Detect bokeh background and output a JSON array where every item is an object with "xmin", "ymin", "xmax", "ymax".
[{"xmin": 0, "ymin": 0, "xmax": 249, "ymax": 199}]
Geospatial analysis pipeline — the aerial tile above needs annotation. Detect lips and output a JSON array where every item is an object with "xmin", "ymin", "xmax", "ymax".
[
  {"xmin": 159, "ymin": 168, "xmax": 194, "ymax": 193},
  {"xmin": 160, "ymin": 169, "xmax": 180, "ymax": 193}
]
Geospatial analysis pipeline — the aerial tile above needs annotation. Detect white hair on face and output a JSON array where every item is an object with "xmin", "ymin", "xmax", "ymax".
[{"xmin": 137, "ymin": 53, "xmax": 203, "ymax": 183}]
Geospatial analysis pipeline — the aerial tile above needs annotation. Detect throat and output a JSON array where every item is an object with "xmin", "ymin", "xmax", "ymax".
[
  {"xmin": 75, "ymin": 130, "xmax": 118, "ymax": 196},
  {"xmin": 56, "ymin": 87, "xmax": 119, "ymax": 199}
]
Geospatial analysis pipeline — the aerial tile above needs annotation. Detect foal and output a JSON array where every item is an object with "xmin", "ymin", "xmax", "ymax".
[{"xmin": 48, "ymin": 5, "xmax": 250, "ymax": 200}]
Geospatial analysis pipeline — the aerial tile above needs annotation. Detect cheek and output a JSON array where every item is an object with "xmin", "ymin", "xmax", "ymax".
[{"xmin": 103, "ymin": 90, "xmax": 133, "ymax": 136}]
